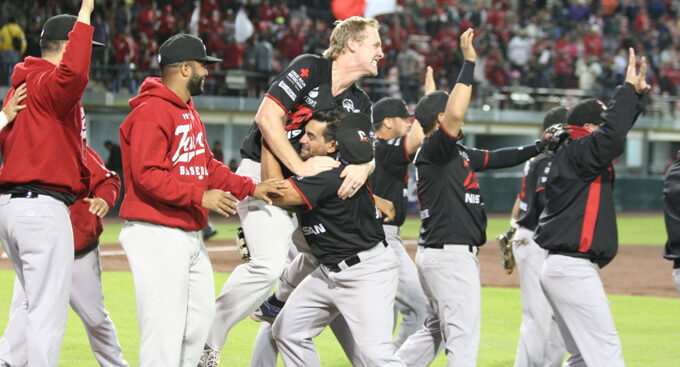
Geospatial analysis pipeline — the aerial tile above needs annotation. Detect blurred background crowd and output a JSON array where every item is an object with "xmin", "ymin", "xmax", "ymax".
[{"xmin": 1, "ymin": 0, "xmax": 680, "ymax": 114}]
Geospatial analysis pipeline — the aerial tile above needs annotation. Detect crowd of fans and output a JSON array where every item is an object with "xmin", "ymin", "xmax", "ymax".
[{"xmin": 1, "ymin": 0, "xmax": 680, "ymax": 111}]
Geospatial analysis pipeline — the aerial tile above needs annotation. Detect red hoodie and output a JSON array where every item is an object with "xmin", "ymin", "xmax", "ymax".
[
  {"xmin": 73, "ymin": 147, "xmax": 121, "ymax": 255},
  {"xmin": 0, "ymin": 21, "xmax": 92, "ymax": 198},
  {"xmin": 119, "ymin": 77, "xmax": 255, "ymax": 231}
]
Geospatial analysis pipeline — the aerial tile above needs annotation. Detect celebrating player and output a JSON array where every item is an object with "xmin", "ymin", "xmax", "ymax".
[
  {"xmin": 202, "ymin": 16, "xmax": 382, "ymax": 365},
  {"xmin": 260, "ymin": 110, "xmax": 404, "ymax": 366},
  {"xmin": 534, "ymin": 48, "xmax": 650, "ymax": 366},
  {"xmin": 118, "ymin": 33, "xmax": 284, "ymax": 366},
  {"xmin": 0, "ymin": 2, "xmax": 99, "ymax": 365},
  {"xmin": 507, "ymin": 106, "xmax": 568, "ymax": 367},
  {"xmin": 0, "ymin": 146, "xmax": 128, "ymax": 367},
  {"xmin": 663, "ymin": 152, "xmax": 680, "ymax": 295},
  {"xmin": 395, "ymin": 29, "xmax": 556, "ymax": 366}
]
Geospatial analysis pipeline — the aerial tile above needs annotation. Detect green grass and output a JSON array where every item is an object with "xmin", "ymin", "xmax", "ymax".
[
  {"xmin": 101, "ymin": 214, "xmax": 668, "ymax": 246},
  {"xmin": 0, "ymin": 270, "xmax": 678, "ymax": 366}
]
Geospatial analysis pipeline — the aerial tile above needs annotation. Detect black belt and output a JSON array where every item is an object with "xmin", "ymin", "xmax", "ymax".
[
  {"xmin": 328, "ymin": 241, "xmax": 388, "ymax": 273},
  {"xmin": 548, "ymin": 250, "xmax": 596, "ymax": 263},
  {"xmin": 423, "ymin": 244, "xmax": 477, "ymax": 253},
  {"xmin": 9, "ymin": 191, "xmax": 40, "ymax": 199}
]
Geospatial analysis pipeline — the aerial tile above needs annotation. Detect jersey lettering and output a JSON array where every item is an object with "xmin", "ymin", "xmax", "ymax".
[
  {"xmin": 286, "ymin": 104, "xmax": 315, "ymax": 131},
  {"xmin": 302, "ymin": 223, "xmax": 327, "ymax": 236},
  {"xmin": 465, "ymin": 193, "xmax": 481, "ymax": 204}
]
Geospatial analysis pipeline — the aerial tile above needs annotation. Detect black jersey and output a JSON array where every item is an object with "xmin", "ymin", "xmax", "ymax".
[
  {"xmin": 369, "ymin": 136, "xmax": 415, "ymax": 227},
  {"xmin": 516, "ymin": 153, "xmax": 552, "ymax": 230},
  {"xmin": 289, "ymin": 166, "xmax": 385, "ymax": 266},
  {"xmin": 663, "ymin": 152, "xmax": 680, "ymax": 267},
  {"xmin": 240, "ymin": 54, "xmax": 372, "ymax": 165},
  {"xmin": 416, "ymin": 124, "xmax": 539, "ymax": 247}
]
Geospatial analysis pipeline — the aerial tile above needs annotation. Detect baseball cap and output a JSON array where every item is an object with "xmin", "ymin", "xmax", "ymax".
[
  {"xmin": 335, "ymin": 113, "xmax": 374, "ymax": 165},
  {"xmin": 372, "ymin": 97, "xmax": 412, "ymax": 126},
  {"xmin": 542, "ymin": 106, "xmax": 568, "ymax": 130},
  {"xmin": 158, "ymin": 34, "xmax": 222, "ymax": 67},
  {"xmin": 414, "ymin": 91, "xmax": 449, "ymax": 133},
  {"xmin": 566, "ymin": 99, "xmax": 607, "ymax": 127},
  {"xmin": 41, "ymin": 15, "xmax": 105, "ymax": 47}
]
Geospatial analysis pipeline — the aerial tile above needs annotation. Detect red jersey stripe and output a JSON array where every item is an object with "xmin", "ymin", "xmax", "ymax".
[
  {"xmin": 287, "ymin": 177, "xmax": 312, "ymax": 211},
  {"xmin": 265, "ymin": 94, "xmax": 289, "ymax": 114},
  {"xmin": 579, "ymin": 175, "xmax": 602, "ymax": 252}
]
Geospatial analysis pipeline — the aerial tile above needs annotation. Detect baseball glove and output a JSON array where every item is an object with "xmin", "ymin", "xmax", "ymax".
[
  {"xmin": 497, "ymin": 227, "xmax": 517, "ymax": 274},
  {"xmin": 536, "ymin": 123, "xmax": 571, "ymax": 154}
]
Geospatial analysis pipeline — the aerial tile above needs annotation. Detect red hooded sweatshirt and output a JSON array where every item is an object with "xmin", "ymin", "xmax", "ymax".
[
  {"xmin": 73, "ymin": 147, "xmax": 121, "ymax": 255},
  {"xmin": 0, "ymin": 22, "xmax": 92, "ymax": 198},
  {"xmin": 119, "ymin": 77, "xmax": 255, "ymax": 231}
]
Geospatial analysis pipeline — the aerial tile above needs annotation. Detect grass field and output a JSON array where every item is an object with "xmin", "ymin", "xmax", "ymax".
[
  {"xmin": 0, "ymin": 271, "xmax": 678, "ymax": 366},
  {"xmin": 2, "ymin": 213, "xmax": 676, "ymax": 366},
  {"xmin": 99, "ymin": 214, "xmax": 669, "ymax": 246}
]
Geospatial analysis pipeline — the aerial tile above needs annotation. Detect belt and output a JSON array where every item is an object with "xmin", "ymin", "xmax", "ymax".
[
  {"xmin": 9, "ymin": 191, "xmax": 40, "ymax": 199},
  {"xmin": 328, "ymin": 241, "xmax": 388, "ymax": 273},
  {"xmin": 548, "ymin": 250, "xmax": 596, "ymax": 263},
  {"xmin": 423, "ymin": 244, "xmax": 477, "ymax": 254}
]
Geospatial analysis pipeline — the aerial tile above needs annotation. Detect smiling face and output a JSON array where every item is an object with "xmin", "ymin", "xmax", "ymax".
[
  {"xmin": 352, "ymin": 27, "xmax": 384, "ymax": 76},
  {"xmin": 299, "ymin": 120, "xmax": 337, "ymax": 160}
]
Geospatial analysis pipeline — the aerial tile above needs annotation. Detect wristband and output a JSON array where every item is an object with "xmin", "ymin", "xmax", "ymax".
[{"xmin": 456, "ymin": 60, "xmax": 475, "ymax": 86}]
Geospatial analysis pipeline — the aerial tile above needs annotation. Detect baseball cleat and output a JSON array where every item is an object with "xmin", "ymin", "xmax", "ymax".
[
  {"xmin": 198, "ymin": 344, "xmax": 220, "ymax": 367},
  {"xmin": 203, "ymin": 228, "xmax": 218, "ymax": 241},
  {"xmin": 250, "ymin": 295, "xmax": 283, "ymax": 324}
]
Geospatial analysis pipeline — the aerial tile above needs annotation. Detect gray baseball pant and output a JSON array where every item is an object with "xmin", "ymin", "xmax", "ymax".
[
  {"xmin": 207, "ymin": 159, "xmax": 298, "ymax": 351},
  {"xmin": 0, "ymin": 248, "xmax": 128, "ymax": 367},
  {"xmin": 384, "ymin": 224, "xmax": 428, "ymax": 349},
  {"xmin": 512, "ymin": 226, "xmax": 565, "ymax": 367},
  {"xmin": 396, "ymin": 245, "xmax": 481, "ymax": 367},
  {"xmin": 0, "ymin": 194, "xmax": 74, "ymax": 367},
  {"xmin": 272, "ymin": 243, "xmax": 403, "ymax": 366},
  {"xmin": 541, "ymin": 254, "xmax": 625, "ymax": 367},
  {"xmin": 120, "ymin": 221, "xmax": 214, "ymax": 367},
  {"xmin": 673, "ymin": 268, "xmax": 680, "ymax": 295}
]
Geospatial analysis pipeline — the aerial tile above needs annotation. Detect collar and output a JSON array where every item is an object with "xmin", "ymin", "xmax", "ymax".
[{"xmin": 567, "ymin": 125, "xmax": 592, "ymax": 139}]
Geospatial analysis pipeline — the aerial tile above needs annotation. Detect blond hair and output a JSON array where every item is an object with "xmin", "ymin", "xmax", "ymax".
[{"xmin": 322, "ymin": 16, "xmax": 380, "ymax": 60}]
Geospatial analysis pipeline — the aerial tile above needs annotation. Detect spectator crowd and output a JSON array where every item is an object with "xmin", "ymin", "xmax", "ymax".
[{"xmin": 1, "ymin": 0, "xmax": 680, "ymax": 107}]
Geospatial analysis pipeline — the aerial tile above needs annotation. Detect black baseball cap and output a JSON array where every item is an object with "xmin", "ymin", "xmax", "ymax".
[
  {"xmin": 335, "ymin": 113, "xmax": 374, "ymax": 165},
  {"xmin": 158, "ymin": 34, "xmax": 222, "ymax": 67},
  {"xmin": 372, "ymin": 97, "xmax": 412, "ymax": 126},
  {"xmin": 566, "ymin": 99, "xmax": 606, "ymax": 127},
  {"xmin": 542, "ymin": 106, "xmax": 568, "ymax": 130},
  {"xmin": 415, "ymin": 91, "xmax": 449, "ymax": 133},
  {"xmin": 41, "ymin": 15, "xmax": 104, "ymax": 47}
]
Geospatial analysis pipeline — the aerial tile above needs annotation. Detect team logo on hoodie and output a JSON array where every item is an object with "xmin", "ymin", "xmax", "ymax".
[{"xmin": 172, "ymin": 123, "xmax": 208, "ymax": 179}]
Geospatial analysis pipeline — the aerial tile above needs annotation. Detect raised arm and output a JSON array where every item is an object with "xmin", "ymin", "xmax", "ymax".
[
  {"xmin": 424, "ymin": 66, "xmax": 436, "ymax": 95},
  {"xmin": 405, "ymin": 119, "xmax": 425, "ymax": 155},
  {"xmin": 439, "ymin": 28, "xmax": 476, "ymax": 138}
]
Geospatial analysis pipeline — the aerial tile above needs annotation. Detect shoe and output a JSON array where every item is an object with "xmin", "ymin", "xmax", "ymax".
[
  {"xmin": 250, "ymin": 295, "xmax": 283, "ymax": 324},
  {"xmin": 203, "ymin": 228, "xmax": 218, "ymax": 241},
  {"xmin": 198, "ymin": 344, "xmax": 220, "ymax": 367}
]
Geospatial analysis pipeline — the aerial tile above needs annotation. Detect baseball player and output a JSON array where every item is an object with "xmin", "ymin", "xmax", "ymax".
[
  {"xmin": 508, "ymin": 106, "xmax": 567, "ymax": 367},
  {"xmin": 369, "ymin": 97, "xmax": 427, "ymax": 348},
  {"xmin": 0, "ymin": 146, "xmax": 128, "ymax": 367},
  {"xmin": 663, "ymin": 152, "xmax": 680, "ymax": 295},
  {"xmin": 118, "ymin": 33, "xmax": 284, "ymax": 366},
  {"xmin": 263, "ymin": 110, "xmax": 404, "ymax": 366},
  {"xmin": 202, "ymin": 16, "xmax": 382, "ymax": 364},
  {"xmin": 0, "ymin": 83, "xmax": 26, "ymax": 129},
  {"xmin": 395, "ymin": 29, "xmax": 555, "ymax": 367},
  {"xmin": 0, "ymin": 2, "xmax": 100, "ymax": 365},
  {"xmin": 534, "ymin": 48, "xmax": 650, "ymax": 366}
]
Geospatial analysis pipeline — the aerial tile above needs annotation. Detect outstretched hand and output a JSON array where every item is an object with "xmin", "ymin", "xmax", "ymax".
[
  {"xmin": 460, "ymin": 28, "xmax": 476, "ymax": 62},
  {"xmin": 252, "ymin": 178, "xmax": 287, "ymax": 205},
  {"xmin": 624, "ymin": 48, "xmax": 650, "ymax": 94}
]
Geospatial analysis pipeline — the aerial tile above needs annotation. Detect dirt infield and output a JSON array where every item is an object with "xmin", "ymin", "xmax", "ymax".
[{"xmin": 3, "ymin": 238, "xmax": 672, "ymax": 298}]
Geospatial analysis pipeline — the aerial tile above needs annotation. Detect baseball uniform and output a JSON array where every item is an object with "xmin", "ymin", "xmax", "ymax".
[
  {"xmin": 663, "ymin": 152, "xmax": 680, "ymax": 295},
  {"xmin": 206, "ymin": 53, "xmax": 372, "ymax": 353},
  {"xmin": 0, "ymin": 147, "xmax": 127, "ymax": 367},
  {"xmin": 369, "ymin": 134, "xmax": 427, "ymax": 349},
  {"xmin": 272, "ymin": 166, "xmax": 403, "ymax": 366},
  {"xmin": 118, "ymin": 71, "xmax": 254, "ymax": 366},
  {"xmin": 0, "ymin": 17, "xmax": 93, "ymax": 367},
  {"xmin": 396, "ymin": 95, "xmax": 540, "ymax": 366},
  {"xmin": 512, "ymin": 154, "xmax": 565, "ymax": 367},
  {"xmin": 535, "ymin": 87, "xmax": 643, "ymax": 367}
]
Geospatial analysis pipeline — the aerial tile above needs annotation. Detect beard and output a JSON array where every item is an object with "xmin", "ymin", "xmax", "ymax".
[{"xmin": 187, "ymin": 66, "xmax": 205, "ymax": 96}]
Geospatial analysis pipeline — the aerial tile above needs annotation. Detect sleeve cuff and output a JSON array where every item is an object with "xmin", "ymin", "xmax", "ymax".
[
  {"xmin": 287, "ymin": 178, "xmax": 312, "ymax": 211},
  {"xmin": 248, "ymin": 179, "xmax": 256, "ymax": 197},
  {"xmin": 439, "ymin": 123, "xmax": 463, "ymax": 140},
  {"xmin": 265, "ymin": 94, "xmax": 288, "ymax": 114},
  {"xmin": 191, "ymin": 186, "xmax": 204, "ymax": 206}
]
